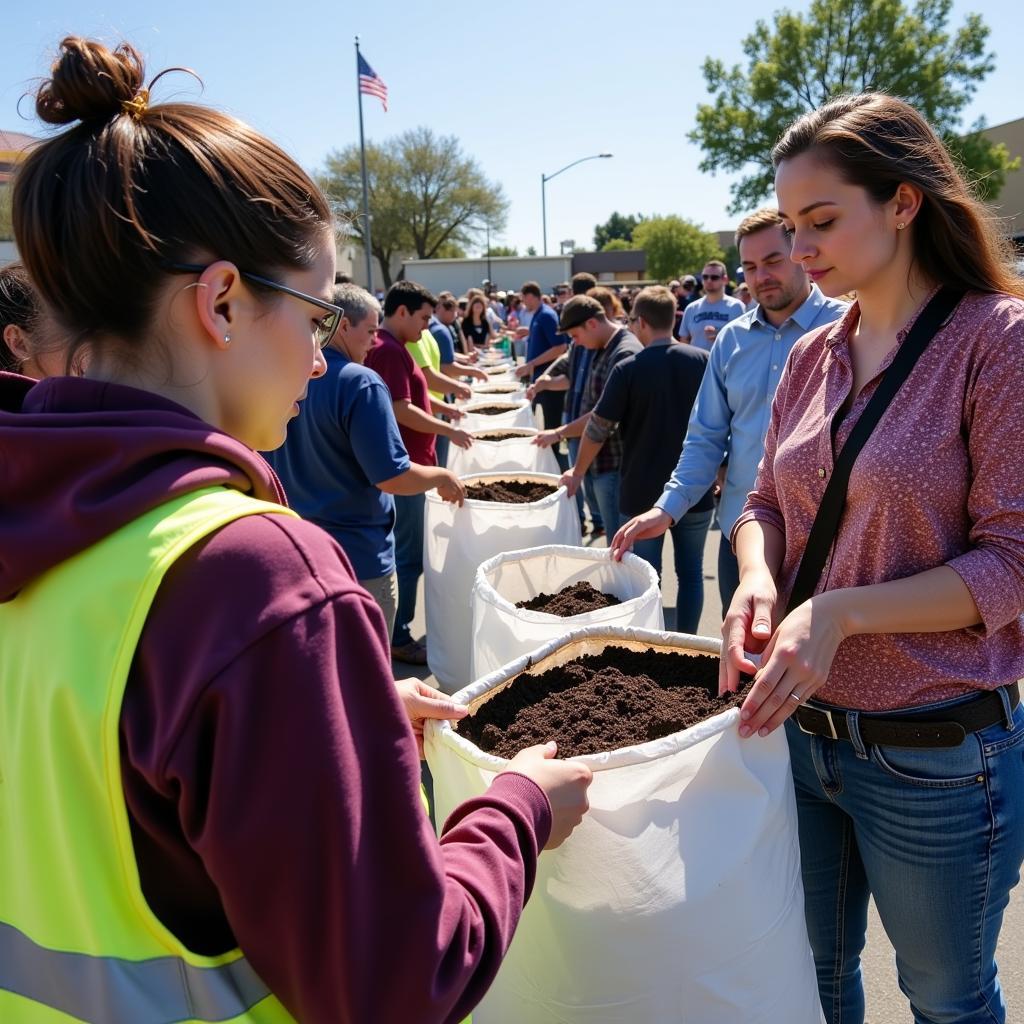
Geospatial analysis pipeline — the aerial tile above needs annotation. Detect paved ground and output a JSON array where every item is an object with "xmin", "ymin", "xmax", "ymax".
[{"xmin": 398, "ymin": 518, "xmax": 1023, "ymax": 1023}]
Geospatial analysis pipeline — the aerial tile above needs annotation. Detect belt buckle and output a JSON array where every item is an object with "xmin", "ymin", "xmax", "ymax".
[{"xmin": 798, "ymin": 705, "xmax": 838, "ymax": 740}]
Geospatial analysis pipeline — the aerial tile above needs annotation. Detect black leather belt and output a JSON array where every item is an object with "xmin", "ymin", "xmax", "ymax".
[{"xmin": 795, "ymin": 682, "xmax": 1019, "ymax": 748}]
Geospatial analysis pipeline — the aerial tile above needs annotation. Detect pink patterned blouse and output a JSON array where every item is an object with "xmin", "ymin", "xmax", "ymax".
[{"xmin": 733, "ymin": 289, "xmax": 1024, "ymax": 711}]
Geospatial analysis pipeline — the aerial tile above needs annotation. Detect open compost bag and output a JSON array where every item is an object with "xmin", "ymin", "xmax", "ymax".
[
  {"xmin": 425, "ymin": 626, "xmax": 824, "ymax": 1024},
  {"xmin": 424, "ymin": 473, "xmax": 581, "ymax": 691},
  {"xmin": 468, "ymin": 380, "xmax": 527, "ymax": 397},
  {"xmin": 460, "ymin": 399, "xmax": 536, "ymax": 432},
  {"xmin": 447, "ymin": 429, "xmax": 559, "ymax": 477},
  {"xmin": 471, "ymin": 546, "xmax": 664, "ymax": 679}
]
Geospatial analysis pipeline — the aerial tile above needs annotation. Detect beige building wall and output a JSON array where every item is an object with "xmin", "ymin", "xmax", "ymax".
[{"xmin": 983, "ymin": 117, "xmax": 1024, "ymax": 245}]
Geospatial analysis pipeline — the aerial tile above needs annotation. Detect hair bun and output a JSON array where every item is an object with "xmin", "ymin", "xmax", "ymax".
[{"xmin": 35, "ymin": 37, "xmax": 145, "ymax": 126}]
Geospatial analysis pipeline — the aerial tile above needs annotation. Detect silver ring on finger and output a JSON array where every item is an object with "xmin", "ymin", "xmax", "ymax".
[{"xmin": 786, "ymin": 691, "xmax": 804, "ymax": 704}]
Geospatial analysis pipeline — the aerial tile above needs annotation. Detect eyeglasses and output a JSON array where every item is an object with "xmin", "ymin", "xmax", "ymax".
[
  {"xmin": 165, "ymin": 262, "xmax": 343, "ymax": 349},
  {"xmin": 701, "ymin": 274, "xmax": 723, "ymax": 281}
]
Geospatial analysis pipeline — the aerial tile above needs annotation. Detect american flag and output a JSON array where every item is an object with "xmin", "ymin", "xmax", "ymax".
[{"xmin": 358, "ymin": 54, "xmax": 388, "ymax": 112}]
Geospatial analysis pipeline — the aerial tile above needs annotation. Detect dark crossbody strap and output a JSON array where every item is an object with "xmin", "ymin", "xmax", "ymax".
[{"xmin": 785, "ymin": 287, "xmax": 964, "ymax": 615}]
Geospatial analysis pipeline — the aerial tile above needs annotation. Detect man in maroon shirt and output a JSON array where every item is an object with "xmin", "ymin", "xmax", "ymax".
[{"xmin": 366, "ymin": 281, "xmax": 473, "ymax": 664}]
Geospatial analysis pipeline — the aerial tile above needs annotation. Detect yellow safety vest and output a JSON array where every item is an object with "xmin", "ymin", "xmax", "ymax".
[{"xmin": 0, "ymin": 487, "xmax": 298, "ymax": 1023}]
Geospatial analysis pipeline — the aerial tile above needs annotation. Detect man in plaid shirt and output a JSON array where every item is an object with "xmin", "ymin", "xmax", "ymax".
[{"xmin": 532, "ymin": 295, "xmax": 641, "ymax": 533}]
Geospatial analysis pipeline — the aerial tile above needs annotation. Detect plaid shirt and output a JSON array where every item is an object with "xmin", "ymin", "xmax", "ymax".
[{"xmin": 582, "ymin": 328, "xmax": 642, "ymax": 475}]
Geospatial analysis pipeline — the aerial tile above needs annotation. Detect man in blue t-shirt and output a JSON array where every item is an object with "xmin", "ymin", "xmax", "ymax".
[
  {"xmin": 513, "ymin": 281, "xmax": 568, "ymax": 468},
  {"xmin": 265, "ymin": 284, "xmax": 465, "ymax": 642},
  {"xmin": 679, "ymin": 260, "xmax": 745, "ymax": 351}
]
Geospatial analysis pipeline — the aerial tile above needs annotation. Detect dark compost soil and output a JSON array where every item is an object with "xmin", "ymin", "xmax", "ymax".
[
  {"xmin": 465, "ymin": 480, "xmax": 558, "ymax": 503},
  {"xmin": 475, "ymin": 384, "xmax": 522, "ymax": 393},
  {"xmin": 457, "ymin": 647, "xmax": 751, "ymax": 759},
  {"xmin": 476, "ymin": 431, "xmax": 534, "ymax": 441},
  {"xmin": 467, "ymin": 404, "xmax": 522, "ymax": 415},
  {"xmin": 516, "ymin": 581, "xmax": 622, "ymax": 617}
]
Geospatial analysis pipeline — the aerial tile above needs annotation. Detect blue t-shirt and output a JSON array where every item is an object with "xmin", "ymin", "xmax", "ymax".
[
  {"xmin": 428, "ymin": 316, "xmax": 456, "ymax": 365},
  {"xmin": 526, "ymin": 302, "xmax": 561, "ymax": 380},
  {"xmin": 264, "ymin": 349, "xmax": 410, "ymax": 580}
]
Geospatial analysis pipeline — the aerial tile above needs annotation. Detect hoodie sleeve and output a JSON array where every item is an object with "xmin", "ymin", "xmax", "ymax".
[{"xmin": 121, "ymin": 512, "xmax": 551, "ymax": 1024}]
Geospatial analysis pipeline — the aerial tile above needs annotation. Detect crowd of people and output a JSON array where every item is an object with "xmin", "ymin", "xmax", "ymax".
[{"xmin": 3, "ymin": 32, "xmax": 1024, "ymax": 1024}]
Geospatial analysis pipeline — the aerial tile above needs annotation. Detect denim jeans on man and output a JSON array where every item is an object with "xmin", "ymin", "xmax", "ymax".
[
  {"xmin": 785, "ymin": 690, "xmax": 1024, "ymax": 1024},
  {"xmin": 567, "ymin": 437, "xmax": 602, "ymax": 530},
  {"xmin": 588, "ymin": 469, "xmax": 621, "ymax": 539},
  {"xmin": 392, "ymin": 491, "xmax": 425, "ymax": 647},
  {"xmin": 633, "ymin": 509, "xmax": 713, "ymax": 633},
  {"xmin": 717, "ymin": 534, "xmax": 740, "ymax": 613}
]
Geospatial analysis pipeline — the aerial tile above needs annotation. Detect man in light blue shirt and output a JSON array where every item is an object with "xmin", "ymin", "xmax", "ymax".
[{"xmin": 611, "ymin": 209, "xmax": 847, "ymax": 611}]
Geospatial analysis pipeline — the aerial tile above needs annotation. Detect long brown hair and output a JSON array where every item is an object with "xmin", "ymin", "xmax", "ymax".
[
  {"xmin": 13, "ymin": 37, "xmax": 333, "ymax": 368},
  {"xmin": 587, "ymin": 286, "xmax": 626, "ymax": 321},
  {"xmin": 772, "ymin": 93, "xmax": 1023, "ymax": 299}
]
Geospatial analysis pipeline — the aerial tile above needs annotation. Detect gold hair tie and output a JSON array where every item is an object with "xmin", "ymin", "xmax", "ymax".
[{"xmin": 121, "ymin": 88, "xmax": 150, "ymax": 121}]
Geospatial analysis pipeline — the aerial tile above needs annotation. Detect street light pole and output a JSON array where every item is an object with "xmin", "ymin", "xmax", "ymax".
[{"xmin": 541, "ymin": 153, "xmax": 612, "ymax": 256}]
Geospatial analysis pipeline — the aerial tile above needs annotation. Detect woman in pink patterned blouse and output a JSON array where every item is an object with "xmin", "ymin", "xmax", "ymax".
[{"xmin": 723, "ymin": 93, "xmax": 1024, "ymax": 1023}]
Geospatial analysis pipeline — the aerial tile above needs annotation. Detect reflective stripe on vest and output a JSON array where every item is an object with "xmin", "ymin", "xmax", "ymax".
[{"xmin": 0, "ymin": 921, "xmax": 270, "ymax": 1024}]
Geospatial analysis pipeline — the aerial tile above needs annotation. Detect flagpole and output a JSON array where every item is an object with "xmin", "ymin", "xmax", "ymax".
[{"xmin": 355, "ymin": 36, "xmax": 374, "ymax": 292}]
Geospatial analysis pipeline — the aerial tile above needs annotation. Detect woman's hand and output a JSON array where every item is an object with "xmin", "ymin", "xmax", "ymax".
[
  {"xmin": 394, "ymin": 678, "xmax": 468, "ymax": 758},
  {"xmin": 737, "ymin": 593, "xmax": 849, "ymax": 738},
  {"xmin": 719, "ymin": 568, "xmax": 779, "ymax": 694}
]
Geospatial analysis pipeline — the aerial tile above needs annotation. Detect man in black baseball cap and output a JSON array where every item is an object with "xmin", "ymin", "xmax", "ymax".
[{"xmin": 530, "ymin": 295, "xmax": 641, "ymax": 534}]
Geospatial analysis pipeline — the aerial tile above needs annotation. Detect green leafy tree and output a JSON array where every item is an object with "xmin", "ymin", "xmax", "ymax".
[
  {"xmin": 485, "ymin": 245, "xmax": 519, "ymax": 257},
  {"xmin": 525, "ymin": 245, "xmax": 538, "ymax": 256},
  {"xmin": 433, "ymin": 241, "xmax": 468, "ymax": 258},
  {"xmin": 593, "ymin": 211, "xmax": 645, "ymax": 250},
  {"xmin": 723, "ymin": 244, "xmax": 741, "ymax": 282},
  {"xmin": 692, "ymin": 0, "xmax": 1019, "ymax": 213},
  {"xmin": 601, "ymin": 238, "xmax": 634, "ymax": 252},
  {"xmin": 320, "ymin": 127, "xmax": 508, "ymax": 287},
  {"xmin": 631, "ymin": 217, "xmax": 724, "ymax": 281}
]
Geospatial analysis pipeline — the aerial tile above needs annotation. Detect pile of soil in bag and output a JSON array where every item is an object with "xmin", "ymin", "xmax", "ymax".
[
  {"xmin": 476, "ymin": 431, "xmax": 534, "ymax": 442},
  {"xmin": 458, "ymin": 647, "xmax": 750, "ymax": 759},
  {"xmin": 467, "ymin": 404, "xmax": 521, "ymax": 415},
  {"xmin": 516, "ymin": 581, "xmax": 622, "ymax": 617},
  {"xmin": 476, "ymin": 384, "xmax": 521, "ymax": 393},
  {"xmin": 485, "ymin": 366, "xmax": 511, "ymax": 375},
  {"xmin": 465, "ymin": 479, "xmax": 558, "ymax": 503}
]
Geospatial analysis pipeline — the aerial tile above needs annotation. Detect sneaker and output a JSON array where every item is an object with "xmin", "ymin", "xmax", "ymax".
[
  {"xmin": 591, "ymin": 525, "xmax": 605, "ymax": 539},
  {"xmin": 391, "ymin": 639, "xmax": 428, "ymax": 665}
]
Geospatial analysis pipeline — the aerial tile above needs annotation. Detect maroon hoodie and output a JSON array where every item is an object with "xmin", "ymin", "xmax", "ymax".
[{"xmin": 0, "ymin": 373, "xmax": 551, "ymax": 1024}]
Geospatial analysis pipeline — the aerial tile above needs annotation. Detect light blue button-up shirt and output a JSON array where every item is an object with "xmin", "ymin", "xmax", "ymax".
[{"xmin": 655, "ymin": 284, "xmax": 847, "ymax": 538}]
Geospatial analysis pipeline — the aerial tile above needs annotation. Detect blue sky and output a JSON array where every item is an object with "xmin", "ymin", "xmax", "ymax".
[{"xmin": 5, "ymin": 0, "xmax": 1021, "ymax": 255}]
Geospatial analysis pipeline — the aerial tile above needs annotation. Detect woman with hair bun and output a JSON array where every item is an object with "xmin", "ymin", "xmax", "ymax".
[
  {"xmin": 723, "ymin": 92, "xmax": 1024, "ymax": 1023},
  {"xmin": 0, "ymin": 37, "xmax": 590, "ymax": 1024}
]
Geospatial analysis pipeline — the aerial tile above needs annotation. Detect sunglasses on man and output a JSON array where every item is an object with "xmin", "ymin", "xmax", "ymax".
[
  {"xmin": 702, "ymin": 273, "xmax": 723, "ymax": 282},
  {"xmin": 165, "ymin": 263, "xmax": 344, "ymax": 349}
]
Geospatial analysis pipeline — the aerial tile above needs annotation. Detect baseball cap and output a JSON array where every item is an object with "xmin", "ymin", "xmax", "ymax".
[{"xmin": 558, "ymin": 295, "xmax": 605, "ymax": 331}]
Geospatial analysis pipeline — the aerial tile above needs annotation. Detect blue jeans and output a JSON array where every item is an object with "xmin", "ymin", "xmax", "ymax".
[
  {"xmin": 717, "ymin": 533, "xmax": 740, "ymax": 615},
  {"xmin": 392, "ymin": 492, "xmax": 425, "ymax": 646},
  {"xmin": 632, "ymin": 508, "xmax": 712, "ymax": 634},
  {"xmin": 434, "ymin": 432, "xmax": 450, "ymax": 471},
  {"xmin": 588, "ymin": 469, "xmax": 622, "ymax": 538},
  {"xmin": 566, "ymin": 437, "xmax": 602, "ymax": 528},
  {"xmin": 786, "ymin": 690, "xmax": 1024, "ymax": 1024}
]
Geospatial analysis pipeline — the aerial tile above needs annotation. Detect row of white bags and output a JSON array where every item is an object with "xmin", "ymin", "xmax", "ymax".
[
  {"xmin": 425, "ymin": 626, "xmax": 824, "ymax": 1024},
  {"xmin": 424, "ymin": 474, "xmax": 582, "ymax": 688}
]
